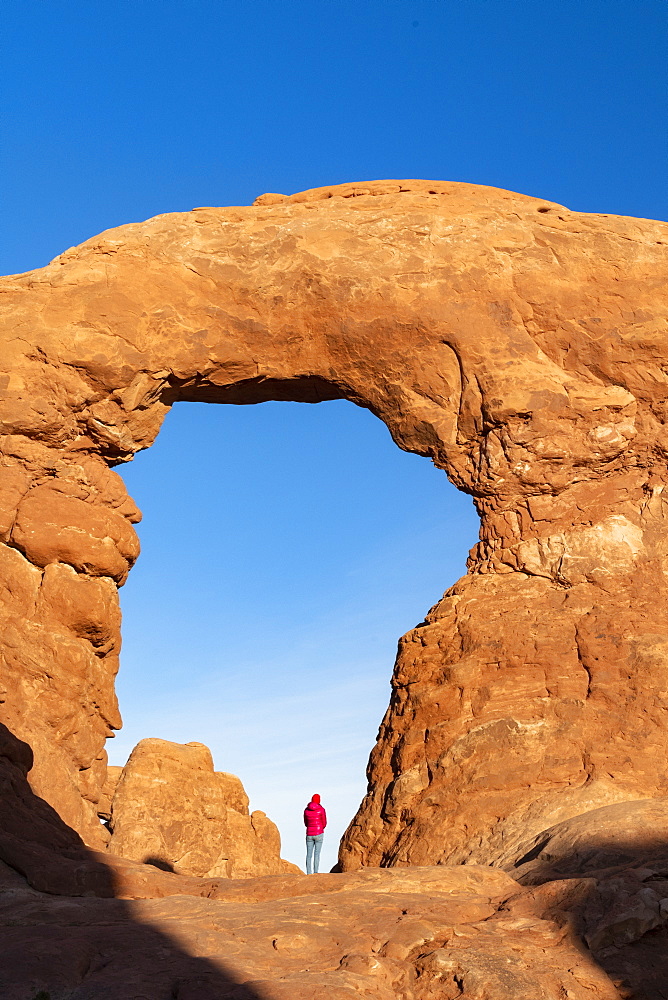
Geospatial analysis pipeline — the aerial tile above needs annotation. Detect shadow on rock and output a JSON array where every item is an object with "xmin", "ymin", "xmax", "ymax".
[
  {"xmin": 506, "ymin": 798, "xmax": 668, "ymax": 1000},
  {"xmin": 0, "ymin": 723, "xmax": 265, "ymax": 1000},
  {"xmin": 144, "ymin": 856, "xmax": 177, "ymax": 873}
]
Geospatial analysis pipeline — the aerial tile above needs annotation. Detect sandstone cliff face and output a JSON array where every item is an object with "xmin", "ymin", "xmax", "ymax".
[
  {"xmin": 0, "ymin": 179, "xmax": 667, "ymax": 871},
  {"xmin": 105, "ymin": 738, "xmax": 298, "ymax": 877}
]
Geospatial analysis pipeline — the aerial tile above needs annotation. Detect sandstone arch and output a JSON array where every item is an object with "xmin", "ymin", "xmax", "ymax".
[{"xmin": 1, "ymin": 179, "xmax": 667, "ymax": 868}]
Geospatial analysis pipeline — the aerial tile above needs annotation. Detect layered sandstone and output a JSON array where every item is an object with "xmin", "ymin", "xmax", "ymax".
[
  {"xmin": 105, "ymin": 738, "xmax": 298, "ymax": 877},
  {"xmin": 0, "ymin": 178, "xmax": 667, "ymax": 875}
]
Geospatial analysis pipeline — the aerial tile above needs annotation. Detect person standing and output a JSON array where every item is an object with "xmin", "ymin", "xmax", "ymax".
[{"xmin": 303, "ymin": 793, "xmax": 327, "ymax": 874}]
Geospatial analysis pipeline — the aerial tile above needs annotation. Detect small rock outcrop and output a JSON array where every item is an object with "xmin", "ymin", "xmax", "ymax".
[{"xmin": 104, "ymin": 738, "xmax": 298, "ymax": 878}]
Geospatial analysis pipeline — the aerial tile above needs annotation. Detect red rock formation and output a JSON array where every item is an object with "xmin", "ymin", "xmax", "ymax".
[
  {"xmin": 0, "ymin": 179, "xmax": 667, "ymax": 876},
  {"xmin": 106, "ymin": 738, "xmax": 298, "ymax": 877},
  {"xmin": 508, "ymin": 797, "xmax": 668, "ymax": 885}
]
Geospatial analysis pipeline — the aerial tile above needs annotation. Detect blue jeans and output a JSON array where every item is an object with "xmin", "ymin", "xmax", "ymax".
[{"xmin": 306, "ymin": 834, "xmax": 324, "ymax": 874}]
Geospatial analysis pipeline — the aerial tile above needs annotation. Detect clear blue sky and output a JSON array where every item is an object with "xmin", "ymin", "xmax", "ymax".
[{"xmin": 2, "ymin": 0, "xmax": 666, "ymax": 870}]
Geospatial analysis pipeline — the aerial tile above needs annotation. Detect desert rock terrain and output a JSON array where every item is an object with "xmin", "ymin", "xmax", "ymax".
[
  {"xmin": 5, "ymin": 720, "xmax": 668, "ymax": 997},
  {"xmin": 104, "ymin": 737, "xmax": 298, "ymax": 878},
  {"xmin": 1, "ymin": 179, "xmax": 667, "ymax": 996},
  {"xmin": 0, "ymin": 857, "xmax": 627, "ymax": 1000}
]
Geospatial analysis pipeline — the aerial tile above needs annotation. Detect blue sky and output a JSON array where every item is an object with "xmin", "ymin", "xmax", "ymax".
[{"xmin": 3, "ymin": 0, "xmax": 666, "ymax": 870}]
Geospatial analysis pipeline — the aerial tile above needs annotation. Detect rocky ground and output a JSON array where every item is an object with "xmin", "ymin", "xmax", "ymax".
[
  {"xmin": 3, "ymin": 735, "xmax": 668, "ymax": 1000},
  {"xmin": 4, "ymin": 840, "xmax": 668, "ymax": 1000},
  {"xmin": 5, "ymin": 719, "xmax": 667, "ymax": 998}
]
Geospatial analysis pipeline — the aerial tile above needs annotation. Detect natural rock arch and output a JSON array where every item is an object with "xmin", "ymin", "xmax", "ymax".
[{"xmin": 1, "ymin": 179, "xmax": 667, "ymax": 869}]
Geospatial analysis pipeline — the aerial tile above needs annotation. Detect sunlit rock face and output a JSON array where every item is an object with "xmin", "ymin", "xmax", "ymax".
[
  {"xmin": 104, "ymin": 738, "xmax": 299, "ymax": 878},
  {"xmin": 0, "ymin": 179, "xmax": 667, "ymax": 867}
]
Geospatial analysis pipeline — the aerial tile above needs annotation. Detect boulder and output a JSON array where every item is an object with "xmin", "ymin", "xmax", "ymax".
[
  {"xmin": 106, "ymin": 738, "xmax": 298, "ymax": 877},
  {"xmin": 508, "ymin": 797, "xmax": 668, "ymax": 883}
]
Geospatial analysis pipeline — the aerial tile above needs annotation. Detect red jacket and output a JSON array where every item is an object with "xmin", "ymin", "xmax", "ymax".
[{"xmin": 303, "ymin": 801, "xmax": 327, "ymax": 836}]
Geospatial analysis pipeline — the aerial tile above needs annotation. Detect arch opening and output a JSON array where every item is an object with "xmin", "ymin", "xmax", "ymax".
[{"xmin": 110, "ymin": 397, "xmax": 480, "ymax": 872}]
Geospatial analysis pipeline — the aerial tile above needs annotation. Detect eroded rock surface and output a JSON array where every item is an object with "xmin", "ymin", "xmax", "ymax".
[
  {"xmin": 105, "ymin": 737, "xmax": 298, "ymax": 877},
  {"xmin": 508, "ymin": 796, "xmax": 668, "ymax": 884},
  {"xmin": 4, "ymin": 720, "xmax": 666, "ymax": 998},
  {"xmin": 0, "ymin": 178, "xmax": 667, "ymax": 873},
  {"xmin": 0, "ymin": 858, "xmax": 625, "ymax": 1000}
]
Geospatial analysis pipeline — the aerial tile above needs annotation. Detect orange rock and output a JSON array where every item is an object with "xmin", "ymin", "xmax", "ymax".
[
  {"xmin": 97, "ymin": 764, "xmax": 122, "ymax": 824},
  {"xmin": 0, "ymin": 721, "xmax": 658, "ymax": 997},
  {"xmin": 508, "ymin": 797, "xmax": 668, "ymax": 883},
  {"xmin": 0, "ymin": 854, "xmax": 624, "ymax": 1000},
  {"xmin": 106, "ymin": 738, "xmax": 297, "ymax": 877},
  {"xmin": 12, "ymin": 481, "xmax": 139, "ymax": 582},
  {"xmin": 0, "ymin": 178, "xmax": 666, "ymax": 875}
]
